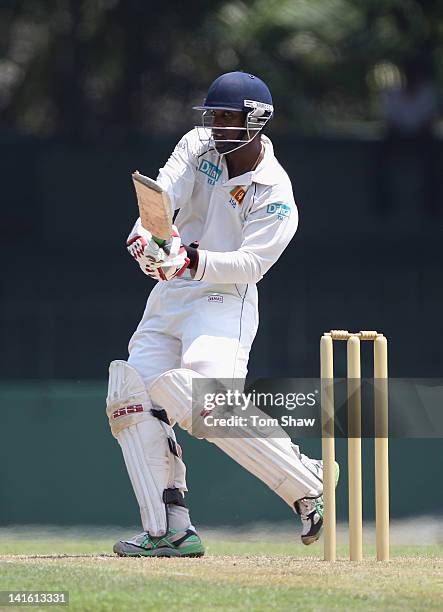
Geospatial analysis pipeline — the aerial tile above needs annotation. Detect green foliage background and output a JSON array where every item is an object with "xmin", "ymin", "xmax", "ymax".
[{"xmin": 1, "ymin": 0, "xmax": 442, "ymax": 137}]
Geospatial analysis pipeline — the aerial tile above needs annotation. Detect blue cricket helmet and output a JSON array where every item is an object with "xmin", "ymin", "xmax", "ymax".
[{"xmin": 194, "ymin": 71, "xmax": 274, "ymax": 117}]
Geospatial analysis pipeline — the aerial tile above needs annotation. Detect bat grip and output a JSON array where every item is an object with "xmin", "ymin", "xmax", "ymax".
[{"xmin": 153, "ymin": 236, "xmax": 170, "ymax": 255}]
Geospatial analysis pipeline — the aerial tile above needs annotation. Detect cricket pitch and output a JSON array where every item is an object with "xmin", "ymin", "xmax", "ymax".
[{"xmin": 0, "ymin": 524, "xmax": 441, "ymax": 611}]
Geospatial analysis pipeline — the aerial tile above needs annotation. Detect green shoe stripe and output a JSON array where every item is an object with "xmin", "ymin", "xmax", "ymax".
[{"xmin": 140, "ymin": 531, "xmax": 203, "ymax": 554}]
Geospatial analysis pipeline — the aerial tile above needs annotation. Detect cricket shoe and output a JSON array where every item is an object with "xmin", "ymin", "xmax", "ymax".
[
  {"xmin": 113, "ymin": 528, "xmax": 205, "ymax": 558},
  {"xmin": 294, "ymin": 460, "xmax": 340, "ymax": 545}
]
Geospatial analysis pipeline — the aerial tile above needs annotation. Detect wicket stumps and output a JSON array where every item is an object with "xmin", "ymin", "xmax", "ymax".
[{"xmin": 320, "ymin": 330, "xmax": 389, "ymax": 562}]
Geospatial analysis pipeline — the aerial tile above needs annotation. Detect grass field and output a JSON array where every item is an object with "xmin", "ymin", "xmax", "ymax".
[{"xmin": 0, "ymin": 525, "xmax": 442, "ymax": 611}]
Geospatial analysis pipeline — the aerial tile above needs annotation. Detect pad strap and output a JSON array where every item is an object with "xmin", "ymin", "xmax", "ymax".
[
  {"xmin": 152, "ymin": 406, "xmax": 187, "ymax": 528},
  {"xmin": 163, "ymin": 487, "xmax": 187, "ymax": 508},
  {"xmin": 152, "ymin": 408, "xmax": 180, "ymax": 457},
  {"xmin": 167, "ymin": 437, "xmax": 180, "ymax": 457},
  {"xmin": 151, "ymin": 408, "xmax": 170, "ymax": 424}
]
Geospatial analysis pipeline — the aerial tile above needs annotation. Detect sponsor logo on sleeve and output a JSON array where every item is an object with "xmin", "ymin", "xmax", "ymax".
[
  {"xmin": 198, "ymin": 159, "xmax": 222, "ymax": 185},
  {"xmin": 266, "ymin": 202, "xmax": 291, "ymax": 221}
]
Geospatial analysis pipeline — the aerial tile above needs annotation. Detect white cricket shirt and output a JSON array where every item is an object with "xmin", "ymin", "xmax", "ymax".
[{"xmin": 132, "ymin": 128, "xmax": 298, "ymax": 286}]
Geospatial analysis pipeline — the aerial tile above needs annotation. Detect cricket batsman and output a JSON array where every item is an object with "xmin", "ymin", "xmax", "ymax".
[{"xmin": 106, "ymin": 71, "xmax": 336, "ymax": 557}]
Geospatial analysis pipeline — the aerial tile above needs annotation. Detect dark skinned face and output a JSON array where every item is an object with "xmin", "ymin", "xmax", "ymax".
[{"xmin": 210, "ymin": 109, "xmax": 247, "ymax": 154}]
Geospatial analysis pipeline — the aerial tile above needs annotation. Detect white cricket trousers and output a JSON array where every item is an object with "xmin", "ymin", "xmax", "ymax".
[{"xmin": 128, "ymin": 279, "xmax": 258, "ymax": 385}]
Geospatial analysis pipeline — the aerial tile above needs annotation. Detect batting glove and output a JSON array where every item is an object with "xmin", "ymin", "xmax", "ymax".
[{"xmin": 126, "ymin": 225, "xmax": 190, "ymax": 281}]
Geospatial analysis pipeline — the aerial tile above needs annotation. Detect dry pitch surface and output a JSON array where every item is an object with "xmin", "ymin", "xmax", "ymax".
[{"xmin": 0, "ymin": 526, "xmax": 442, "ymax": 611}]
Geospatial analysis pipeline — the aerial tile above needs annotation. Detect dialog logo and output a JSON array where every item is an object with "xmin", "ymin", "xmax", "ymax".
[
  {"xmin": 266, "ymin": 202, "xmax": 291, "ymax": 220},
  {"xmin": 198, "ymin": 159, "xmax": 222, "ymax": 185}
]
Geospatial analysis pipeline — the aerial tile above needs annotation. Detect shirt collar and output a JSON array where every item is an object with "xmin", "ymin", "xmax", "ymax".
[
  {"xmin": 251, "ymin": 136, "xmax": 278, "ymax": 185},
  {"xmin": 222, "ymin": 136, "xmax": 277, "ymax": 187}
]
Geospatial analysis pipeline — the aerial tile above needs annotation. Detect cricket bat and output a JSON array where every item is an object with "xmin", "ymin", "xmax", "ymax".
[{"xmin": 131, "ymin": 171, "xmax": 173, "ymax": 247}]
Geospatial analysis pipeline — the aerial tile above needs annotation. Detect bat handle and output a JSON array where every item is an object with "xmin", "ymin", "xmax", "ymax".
[{"xmin": 153, "ymin": 236, "xmax": 171, "ymax": 255}]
